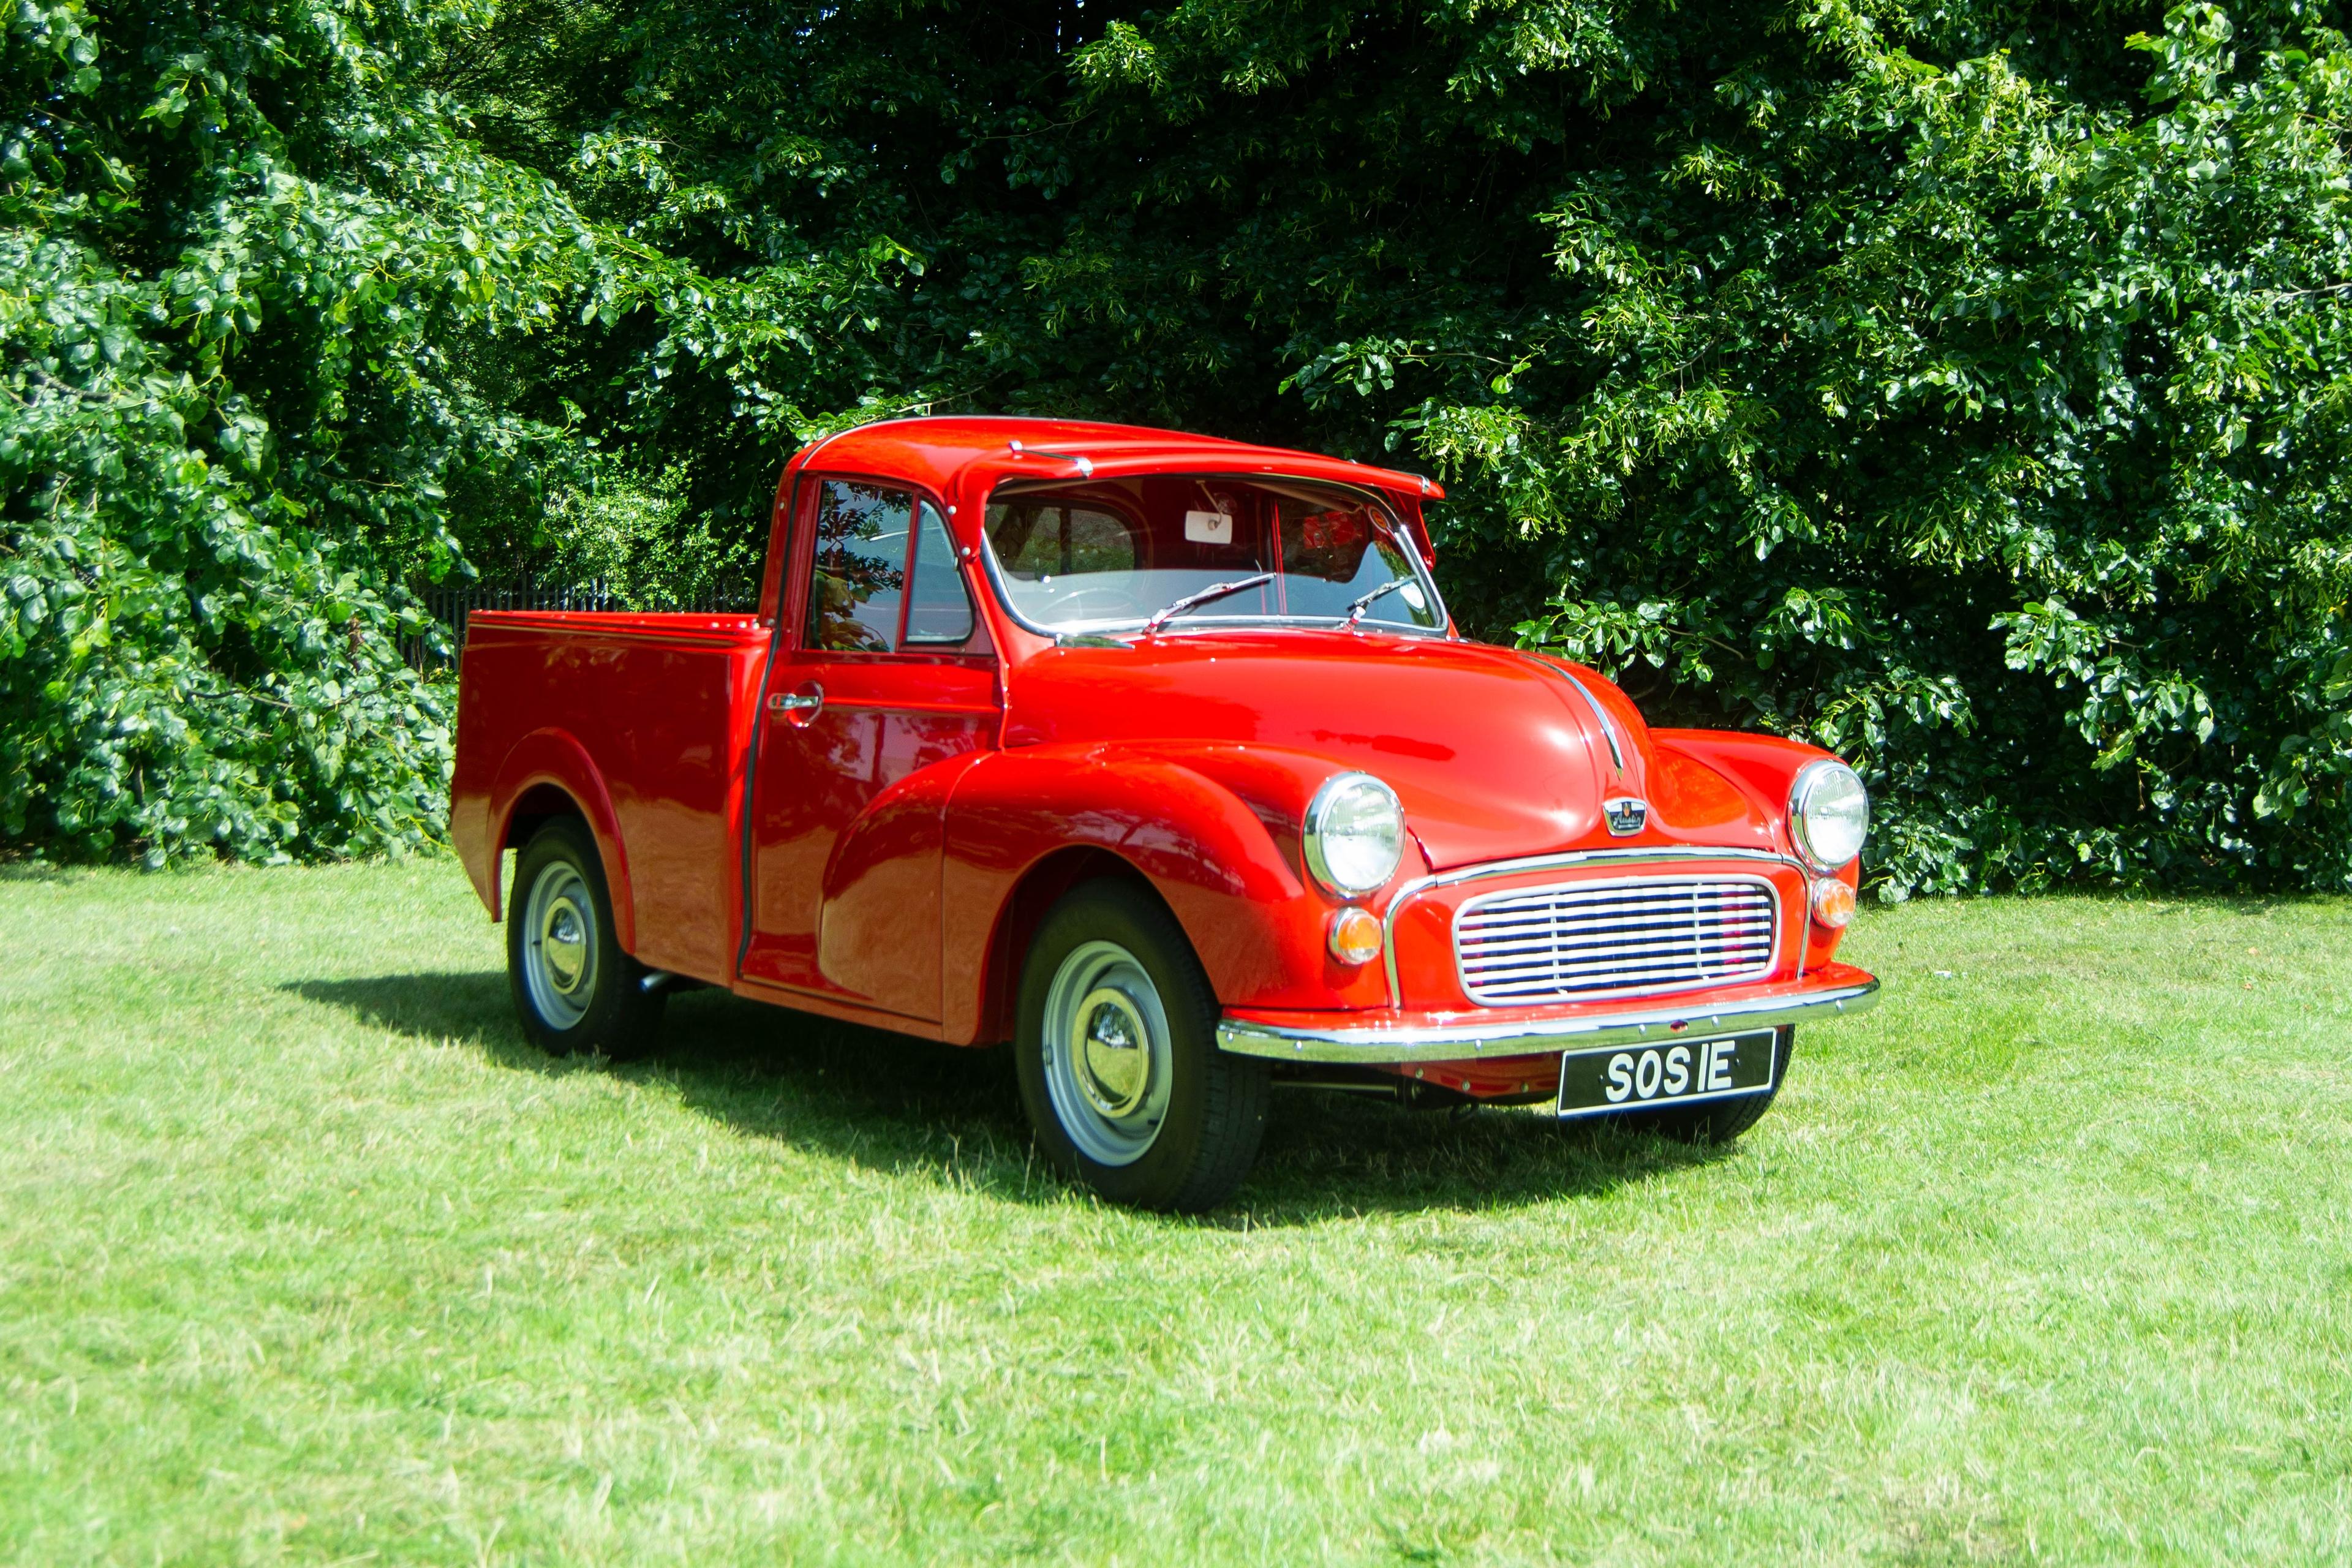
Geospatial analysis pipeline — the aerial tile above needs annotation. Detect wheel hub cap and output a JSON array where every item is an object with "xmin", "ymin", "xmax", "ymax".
[
  {"xmin": 541, "ymin": 900, "xmax": 589, "ymax": 993},
  {"xmin": 1039, "ymin": 940, "xmax": 1174, "ymax": 1167},
  {"xmin": 1076, "ymin": 989, "xmax": 1151, "ymax": 1117},
  {"xmin": 521, "ymin": 860, "xmax": 598, "ymax": 1031}
]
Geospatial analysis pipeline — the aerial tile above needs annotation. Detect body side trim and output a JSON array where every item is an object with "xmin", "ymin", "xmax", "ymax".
[{"xmin": 731, "ymin": 974, "xmax": 948, "ymax": 1041}]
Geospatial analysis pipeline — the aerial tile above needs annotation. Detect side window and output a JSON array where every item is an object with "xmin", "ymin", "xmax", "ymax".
[
  {"xmin": 903, "ymin": 502, "xmax": 975, "ymax": 645},
  {"xmin": 809, "ymin": 480, "xmax": 910, "ymax": 652}
]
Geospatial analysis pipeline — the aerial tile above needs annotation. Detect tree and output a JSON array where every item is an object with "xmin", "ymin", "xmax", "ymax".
[
  {"xmin": 1, "ymin": 0, "xmax": 638, "ymax": 859},
  {"xmin": 7, "ymin": 0, "xmax": 2347, "ymax": 891}
]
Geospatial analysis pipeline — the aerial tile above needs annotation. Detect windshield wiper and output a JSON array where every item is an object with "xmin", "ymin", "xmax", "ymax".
[
  {"xmin": 1342, "ymin": 578, "xmax": 1412, "ymax": 626},
  {"xmin": 1140, "ymin": 572, "xmax": 1275, "ymax": 636}
]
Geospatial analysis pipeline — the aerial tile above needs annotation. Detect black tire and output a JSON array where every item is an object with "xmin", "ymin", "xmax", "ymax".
[
  {"xmin": 1602, "ymin": 1027, "xmax": 1794, "ymax": 1144},
  {"xmin": 507, "ymin": 818, "xmax": 666, "ymax": 1061},
  {"xmin": 1014, "ymin": 879, "xmax": 1270, "ymax": 1212}
]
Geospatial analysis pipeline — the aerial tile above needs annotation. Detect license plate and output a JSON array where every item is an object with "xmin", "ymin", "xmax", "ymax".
[{"xmin": 1556, "ymin": 1030, "xmax": 1777, "ymax": 1120}]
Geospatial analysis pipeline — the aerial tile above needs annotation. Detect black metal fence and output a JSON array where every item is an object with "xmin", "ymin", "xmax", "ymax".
[{"xmin": 401, "ymin": 579, "xmax": 760, "ymax": 670}]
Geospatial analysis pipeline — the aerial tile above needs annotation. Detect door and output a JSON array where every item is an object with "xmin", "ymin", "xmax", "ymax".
[{"xmin": 741, "ymin": 476, "xmax": 998, "ymax": 1018}]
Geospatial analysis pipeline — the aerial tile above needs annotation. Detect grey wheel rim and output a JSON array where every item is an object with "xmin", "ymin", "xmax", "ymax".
[
  {"xmin": 522, "ymin": 859, "xmax": 597, "ymax": 1031},
  {"xmin": 1041, "ymin": 939, "xmax": 1174, "ymax": 1167}
]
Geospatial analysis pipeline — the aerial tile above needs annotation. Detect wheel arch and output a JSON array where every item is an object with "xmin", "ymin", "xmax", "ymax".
[
  {"xmin": 485, "ymin": 729, "xmax": 637, "ymax": 952},
  {"xmin": 970, "ymin": 845, "xmax": 1167, "ymax": 1046},
  {"xmin": 940, "ymin": 747, "xmax": 1362, "ymax": 1045}
]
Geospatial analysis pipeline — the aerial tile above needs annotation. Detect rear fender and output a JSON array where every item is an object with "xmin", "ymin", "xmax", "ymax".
[{"xmin": 485, "ymin": 729, "xmax": 636, "ymax": 952}]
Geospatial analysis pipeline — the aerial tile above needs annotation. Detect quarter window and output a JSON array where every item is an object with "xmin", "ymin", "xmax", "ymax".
[{"xmin": 903, "ymin": 502, "xmax": 976, "ymax": 644}]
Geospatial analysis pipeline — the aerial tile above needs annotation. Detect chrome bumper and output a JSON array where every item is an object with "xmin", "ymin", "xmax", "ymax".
[{"xmin": 1215, "ymin": 977, "xmax": 1880, "ymax": 1065}]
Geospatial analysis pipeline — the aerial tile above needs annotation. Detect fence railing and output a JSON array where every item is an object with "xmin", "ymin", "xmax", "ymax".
[{"xmin": 401, "ymin": 579, "xmax": 760, "ymax": 669}]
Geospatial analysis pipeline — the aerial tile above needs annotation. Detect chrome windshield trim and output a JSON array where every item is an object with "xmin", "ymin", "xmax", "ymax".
[
  {"xmin": 976, "ymin": 473, "xmax": 1449, "ymax": 641},
  {"xmin": 1216, "ymin": 978, "xmax": 1879, "ymax": 1065},
  {"xmin": 1379, "ymin": 845, "xmax": 1811, "ymax": 1008},
  {"xmin": 1051, "ymin": 617, "xmax": 1453, "ymax": 646}
]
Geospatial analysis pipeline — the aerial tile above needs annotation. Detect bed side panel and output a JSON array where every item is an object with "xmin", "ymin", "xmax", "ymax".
[{"xmin": 460, "ymin": 612, "xmax": 769, "ymax": 985}]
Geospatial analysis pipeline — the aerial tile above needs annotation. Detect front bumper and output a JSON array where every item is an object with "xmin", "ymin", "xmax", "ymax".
[{"xmin": 1216, "ymin": 963, "xmax": 1880, "ymax": 1065}]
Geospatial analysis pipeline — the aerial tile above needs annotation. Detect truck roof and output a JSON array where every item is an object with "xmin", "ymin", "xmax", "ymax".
[{"xmin": 786, "ymin": 415, "xmax": 1445, "ymax": 502}]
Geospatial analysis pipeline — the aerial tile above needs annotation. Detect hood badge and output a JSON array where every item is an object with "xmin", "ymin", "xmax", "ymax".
[{"xmin": 1604, "ymin": 797, "xmax": 1649, "ymax": 837}]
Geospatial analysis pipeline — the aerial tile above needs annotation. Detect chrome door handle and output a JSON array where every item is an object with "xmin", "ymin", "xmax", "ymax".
[{"xmin": 767, "ymin": 683, "xmax": 824, "ymax": 719}]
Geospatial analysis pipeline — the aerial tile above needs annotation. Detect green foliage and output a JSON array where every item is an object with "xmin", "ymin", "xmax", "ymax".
[
  {"xmin": 6, "ymin": 0, "xmax": 2348, "ymax": 889},
  {"xmin": 541, "ymin": 458, "xmax": 757, "ymax": 606},
  {"xmin": 0, "ymin": 0, "xmax": 632, "ymax": 860},
  {"xmin": 431, "ymin": 0, "xmax": 2352, "ymax": 897},
  {"xmin": 1476, "ymin": 3, "xmax": 2352, "ymax": 895}
]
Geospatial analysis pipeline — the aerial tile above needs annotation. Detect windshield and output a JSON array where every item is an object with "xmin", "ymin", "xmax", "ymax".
[{"xmin": 982, "ymin": 475, "xmax": 1444, "ymax": 636}]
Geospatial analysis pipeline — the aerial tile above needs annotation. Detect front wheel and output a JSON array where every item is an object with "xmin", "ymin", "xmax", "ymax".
[
  {"xmin": 1014, "ymin": 880, "xmax": 1269, "ymax": 1212},
  {"xmin": 1601, "ymin": 1026, "xmax": 1793, "ymax": 1144},
  {"xmin": 507, "ymin": 818, "xmax": 666, "ymax": 1060}
]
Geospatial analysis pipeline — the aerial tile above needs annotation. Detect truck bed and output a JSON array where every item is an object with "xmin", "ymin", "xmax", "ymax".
[{"xmin": 450, "ymin": 611, "xmax": 770, "ymax": 985}]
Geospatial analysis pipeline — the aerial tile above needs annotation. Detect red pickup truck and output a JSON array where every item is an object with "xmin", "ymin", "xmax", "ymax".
[{"xmin": 452, "ymin": 416, "xmax": 1877, "ymax": 1210}]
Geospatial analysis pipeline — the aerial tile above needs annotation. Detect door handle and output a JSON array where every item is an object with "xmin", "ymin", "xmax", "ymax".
[{"xmin": 767, "ymin": 682, "xmax": 824, "ymax": 723}]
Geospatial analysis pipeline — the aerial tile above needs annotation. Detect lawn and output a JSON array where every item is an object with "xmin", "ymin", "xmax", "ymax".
[{"xmin": 1, "ymin": 859, "xmax": 2348, "ymax": 1566}]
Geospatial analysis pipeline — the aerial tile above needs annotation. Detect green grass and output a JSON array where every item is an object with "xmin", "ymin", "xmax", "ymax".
[{"xmin": 1, "ymin": 861, "xmax": 2348, "ymax": 1566}]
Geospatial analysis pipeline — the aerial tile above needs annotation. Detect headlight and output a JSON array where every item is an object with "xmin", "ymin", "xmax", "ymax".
[
  {"xmin": 1304, "ymin": 772, "xmax": 1404, "ymax": 897},
  {"xmin": 1789, "ymin": 760, "xmax": 1869, "ymax": 871}
]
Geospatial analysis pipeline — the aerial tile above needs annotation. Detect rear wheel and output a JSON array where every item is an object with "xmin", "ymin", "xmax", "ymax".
[
  {"xmin": 1014, "ymin": 880, "xmax": 1269, "ymax": 1212},
  {"xmin": 508, "ymin": 818, "xmax": 665, "ymax": 1060},
  {"xmin": 1602, "ymin": 1026, "xmax": 1794, "ymax": 1144}
]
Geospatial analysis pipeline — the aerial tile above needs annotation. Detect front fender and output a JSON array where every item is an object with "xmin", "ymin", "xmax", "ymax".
[
  {"xmin": 1651, "ymin": 729, "xmax": 1839, "ymax": 848},
  {"xmin": 483, "ymin": 728, "xmax": 636, "ymax": 951},
  {"xmin": 1654, "ymin": 728, "xmax": 1861, "ymax": 958},
  {"xmin": 816, "ymin": 748, "xmax": 992, "ymax": 1018},
  {"xmin": 941, "ymin": 745, "xmax": 1392, "ymax": 1042}
]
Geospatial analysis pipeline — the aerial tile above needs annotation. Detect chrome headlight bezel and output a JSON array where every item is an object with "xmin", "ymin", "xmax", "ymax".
[
  {"xmin": 1303, "ymin": 772, "xmax": 1406, "ymax": 898},
  {"xmin": 1789, "ymin": 760, "xmax": 1870, "ymax": 872}
]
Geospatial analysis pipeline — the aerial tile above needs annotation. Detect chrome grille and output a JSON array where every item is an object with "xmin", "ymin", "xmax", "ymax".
[{"xmin": 1453, "ymin": 877, "xmax": 1778, "ymax": 1005}]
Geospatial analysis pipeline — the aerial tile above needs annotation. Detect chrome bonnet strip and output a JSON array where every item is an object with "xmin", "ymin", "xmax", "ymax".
[
  {"xmin": 1514, "ymin": 654, "xmax": 1627, "ymax": 774},
  {"xmin": 1556, "ymin": 669, "xmax": 1626, "ymax": 773},
  {"xmin": 1216, "ymin": 978, "xmax": 1880, "ymax": 1065}
]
